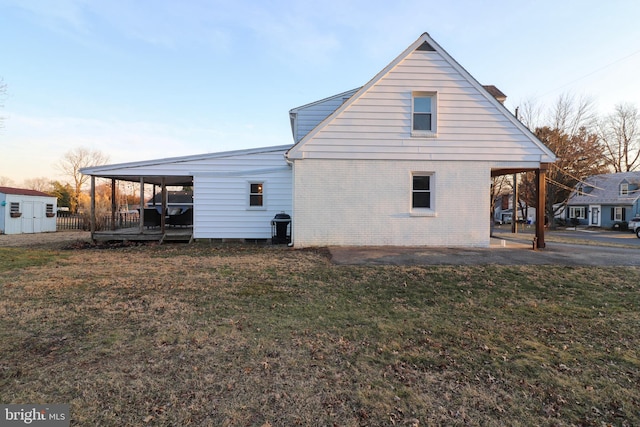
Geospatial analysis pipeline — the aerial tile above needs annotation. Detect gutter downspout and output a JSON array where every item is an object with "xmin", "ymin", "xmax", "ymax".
[{"xmin": 284, "ymin": 151, "xmax": 295, "ymax": 247}]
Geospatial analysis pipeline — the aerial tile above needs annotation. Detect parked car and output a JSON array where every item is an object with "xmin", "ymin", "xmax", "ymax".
[{"xmin": 629, "ymin": 217, "xmax": 640, "ymax": 237}]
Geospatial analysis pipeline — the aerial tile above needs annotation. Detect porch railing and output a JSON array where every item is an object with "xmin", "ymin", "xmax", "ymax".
[{"xmin": 56, "ymin": 212, "xmax": 141, "ymax": 231}]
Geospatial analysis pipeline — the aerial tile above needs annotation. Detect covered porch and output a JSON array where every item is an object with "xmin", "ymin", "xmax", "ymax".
[{"xmin": 87, "ymin": 172, "xmax": 194, "ymax": 244}]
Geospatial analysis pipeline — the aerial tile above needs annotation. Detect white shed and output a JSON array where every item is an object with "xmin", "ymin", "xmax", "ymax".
[{"xmin": 0, "ymin": 187, "xmax": 57, "ymax": 235}]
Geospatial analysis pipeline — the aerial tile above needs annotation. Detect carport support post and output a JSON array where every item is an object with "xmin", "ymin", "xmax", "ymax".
[{"xmin": 535, "ymin": 165, "xmax": 548, "ymax": 249}]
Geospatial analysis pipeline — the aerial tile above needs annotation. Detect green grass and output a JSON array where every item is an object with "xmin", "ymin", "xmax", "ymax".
[
  {"xmin": 0, "ymin": 247, "xmax": 63, "ymax": 272},
  {"xmin": 0, "ymin": 244, "xmax": 639, "ymax": 426}
]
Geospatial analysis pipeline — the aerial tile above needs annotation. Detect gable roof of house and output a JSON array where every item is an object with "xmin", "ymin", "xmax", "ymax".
[
  {"xmin": 567, "ymin": 171, "xmax": 640, "ymax": 205},
  {"xmin": 0, "ymin": 186, "xmax": 53, "ymax": 198},
  {"xmin": 286, "ymin": 32, "xmax": 556, "ymax": 165}
]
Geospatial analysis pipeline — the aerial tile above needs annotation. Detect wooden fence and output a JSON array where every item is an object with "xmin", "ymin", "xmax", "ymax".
[{"xmin": 56, "ymin": 212, "xmax": 140, "ymax": 231}]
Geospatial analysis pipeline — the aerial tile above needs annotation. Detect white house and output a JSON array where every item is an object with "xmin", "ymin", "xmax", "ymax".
[
  {"xmin": 285, "ymin": 32, "xmax": 555, "ymax": 247},
  {"xmin": 81, "ymin": 32, "xmax": 555, "ymax": 248},
  {"xmin": 0, "ymin": 187, "xmax": 57, "ymax": 235}
]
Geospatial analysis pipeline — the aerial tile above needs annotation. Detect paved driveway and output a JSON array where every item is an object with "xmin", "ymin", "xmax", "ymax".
[{"xmin": 329, "ymin": 229, "xmax": 640, "ymax": 266}]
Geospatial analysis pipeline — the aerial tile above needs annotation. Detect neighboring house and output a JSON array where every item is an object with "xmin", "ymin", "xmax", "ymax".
[
  {"xmin": 0, "ymin": 186, "xmax": 57, "ymax": 235},
  {"xmin": 81, "ymin": 32, "xmax": 556, "ymax": 247},
  {"xmin": 566, "ymin": 172, "xmax": 640, "ymax": 228},
  {"xmin": 493, "ymin": 193, "xmax": 536, "ymax": 224}
]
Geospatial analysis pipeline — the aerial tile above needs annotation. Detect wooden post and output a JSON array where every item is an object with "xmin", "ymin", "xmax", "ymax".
[
  {"xmin": 90, "ymin": 176, "xmax": 96, "ymax": 235},
  {"xmin": 160, "ymin": 178, "xmax": 166, "ymax": 232},
  {"xmin": 139, "ymin": 177, "xmax": 145, "ymax": 233},
  {"xmin": 111, "ymin": 178, "xmax": 116, "ymax": 231},
  {"xmin": 535, "ymin": 165, "xmax": 548, "ymax": 249}
]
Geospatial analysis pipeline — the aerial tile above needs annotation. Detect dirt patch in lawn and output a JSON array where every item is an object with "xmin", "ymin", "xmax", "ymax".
[{"xmin": 0, "ymin": 231, "xmax": 91, "ymax": 248}]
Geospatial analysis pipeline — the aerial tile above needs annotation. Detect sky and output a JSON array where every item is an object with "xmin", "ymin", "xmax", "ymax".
[{"xmin": 1, "ymin": 0, "xmax": 639, "ymax": 186}]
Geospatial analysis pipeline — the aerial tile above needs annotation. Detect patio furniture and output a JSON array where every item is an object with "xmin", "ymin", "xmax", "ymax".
[
  {"xmin": 167, "ymin": 208, "xmax": 193, "ymax": 227},
  {"xmin": 141, "ymin": 208, "xmax": 162, "ymax": 228}
]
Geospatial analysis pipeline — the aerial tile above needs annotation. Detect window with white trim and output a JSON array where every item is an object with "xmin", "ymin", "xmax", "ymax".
[
  {"xmin": 411, "ymin": 173, "xmax": 434, "ymax": 213},
  {"xmin": 620, "ymin": 183, "xmax": 629, "ymax": 196},
  {"xmin": 412, "ymin": 92, "xmax": 437, "ymax": 136},
  {"xmin": 248, "ymin": 182, "xmax": 264, "ymax": 208},
  {"xmin": 613, "ymin": 206, "xmax": 624, "ymax": 221},
  {"xmin": 568, "ymin": 206, "xmax": 585, "ymax": 219}
]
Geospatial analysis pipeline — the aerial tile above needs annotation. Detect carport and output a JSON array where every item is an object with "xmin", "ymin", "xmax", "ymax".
[{"xmin": 491, "ymin": 164, "xmax": 549, "ymax": 249}]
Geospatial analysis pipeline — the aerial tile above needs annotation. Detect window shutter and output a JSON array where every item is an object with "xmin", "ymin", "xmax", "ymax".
[
  {"xmin": 623, "ymin": 208, "xmax": 626, "ymax": 221},
  {"xmin": 611, "ymin": 208, "xmax": 615, "ymax": 221}
]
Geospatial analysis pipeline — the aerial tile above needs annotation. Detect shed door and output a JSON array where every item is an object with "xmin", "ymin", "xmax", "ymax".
[{"xmin": 22, "ymin": 201, "xmax": 34, "ymax": 233}]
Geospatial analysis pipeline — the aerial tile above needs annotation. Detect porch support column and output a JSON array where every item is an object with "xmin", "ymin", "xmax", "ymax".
[
  {"xmin": 160, "ymin": 177, "xmax": 166, "ymax": 232},
  {"xmin": 139, "ymin": 177, "xmax": 145, "ymax": 233},
  {"xmin": 535, "ymin": 164, "xmax": 548, "ymax": 249},
  {"xmin": 90, "ymin": 176, "xmax": 96, "ymax": 235},
  {"xmin": 111, "ymin": 178, "xmax": 116, "ymax": 231}
]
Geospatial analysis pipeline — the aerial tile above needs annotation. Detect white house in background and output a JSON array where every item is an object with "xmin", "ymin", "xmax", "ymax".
[
  {"xmin": 0, "ymin": 187, "xmax": 57, "ymax": 235},
  {"xmin": 285, "ymin": 32, "xmax": 555, "ymax": 247},
  {"xmin": 81, "ymin": 32, "xmax": 555, "ymax": 247}
]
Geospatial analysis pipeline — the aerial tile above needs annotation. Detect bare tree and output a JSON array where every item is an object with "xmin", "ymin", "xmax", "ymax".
[
  {"xmin": 56, "ymin": 147, "xmax": 109, "ymax": 213},
  {"xmin": 598, "ymin": 103, "xmax": 640, "ymax": 172},
  {"xmin": 0, "ymin": 176, "xmax": 16, "ymax": 187},
  {"xmin": 519, "ymin": 94, "xmax": 608, "ymax": 227},
  {"xmin": 23, "ymin": 177, "xmax": 53, "ymax": 193}
]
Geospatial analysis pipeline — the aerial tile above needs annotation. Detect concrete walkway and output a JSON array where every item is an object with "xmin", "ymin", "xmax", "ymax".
[{"xmin": 329, "ymin": 232, "xmax": 640, "ymax": 266}]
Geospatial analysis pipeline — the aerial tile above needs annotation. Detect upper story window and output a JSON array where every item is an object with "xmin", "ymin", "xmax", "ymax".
[
  {"xmin": 412, "ymin": 92, "xmax": 437, "ymax": 137},
  {"xmin": 248, "ymin": 182, "xmax": 264, "ymax": 209},
  {"xmin": 620, "ymin": 183, "xmax": 629, "ymax": 196}
]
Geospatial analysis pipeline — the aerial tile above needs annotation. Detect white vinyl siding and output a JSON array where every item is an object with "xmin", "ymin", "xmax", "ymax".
[
  {"xmin": 191, "ymin": 149, "xmax": 292, "ymax": 240},
  {"xmin": 288, "ymin": 48, "xmax": 547, "ymax": 166}
]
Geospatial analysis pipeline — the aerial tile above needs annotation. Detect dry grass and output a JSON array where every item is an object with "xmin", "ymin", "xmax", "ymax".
[{"xmin": 1, "ymin": 241, "xmax": 639, "ymax": 426}]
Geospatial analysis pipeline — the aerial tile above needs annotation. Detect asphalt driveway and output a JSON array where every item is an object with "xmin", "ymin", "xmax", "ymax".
[{"xmin": 329, "ymin": 229, "xmax": 640, "ymax": 266}]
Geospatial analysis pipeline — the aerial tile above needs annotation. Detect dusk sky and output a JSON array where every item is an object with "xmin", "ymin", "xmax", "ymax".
[{"xmin": 1, "ymin": 0, "xmax": 639, "ymax": 185}]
